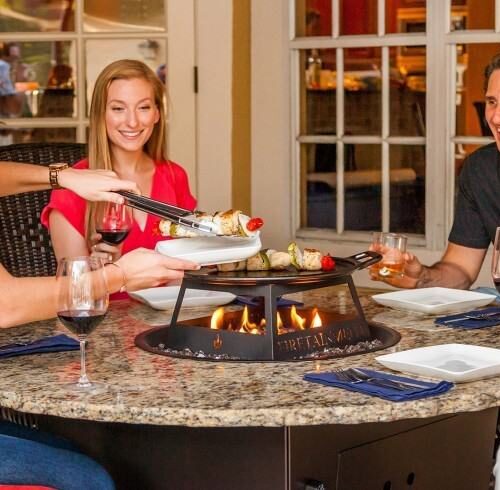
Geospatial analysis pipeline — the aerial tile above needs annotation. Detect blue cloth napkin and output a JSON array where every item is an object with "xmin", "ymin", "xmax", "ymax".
[
  {"xmin": 472, "ymin": 286, "xmax": 500, "ymax": 300},
  {"xmin": 435, "ymin": 306, "xmax": 500, "ymax": 329},
  {"xmin": 234, "ymin": 296, "xmax": 304, "ymax": 307},
  {"xmin": 303, "ymin": 368, "xmax": 453, "ymax": 402},
  {"xmin": 0, "ymin": 334, "xmax": 79, "ymax": 359}
]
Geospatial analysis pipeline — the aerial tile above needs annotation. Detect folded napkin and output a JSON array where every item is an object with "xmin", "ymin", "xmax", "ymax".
[
  {"xmin": 303, "ymin": 368, "xmax": 453, "ymax": 402},
  {"xmin": 0, "ymin": 334, "xmax": 79, "ymax": 359},
  {"xmin": 435, "ymin": 306, "xmax": 500, "ymax": 329},
  {"xmin": 234, "ymin": 296, "xmax": 304, "ymax": 307}
]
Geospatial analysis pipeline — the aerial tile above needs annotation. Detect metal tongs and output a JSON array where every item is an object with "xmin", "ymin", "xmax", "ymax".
[{"xmin": 118, "ymin": 191, "xmax": 217, "ymax": 235}]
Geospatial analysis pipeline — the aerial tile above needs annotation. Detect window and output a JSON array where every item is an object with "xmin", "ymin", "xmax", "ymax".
[
  {"xmin": 290, "ymin": 0, "xmax": 497, "ymax": 250},
  {"xmin": 0, "ymin": 0, "xmax": 194, "ymax": 164}
]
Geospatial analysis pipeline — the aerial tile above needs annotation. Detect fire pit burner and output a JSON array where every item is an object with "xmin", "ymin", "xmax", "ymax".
[
  {"xmin": 136, "ymin": 321, "xmax": 399, "ymax": 362},
  {"xmin": 135, "ymin": 250, "xmax": 401, "ymax": 361}
]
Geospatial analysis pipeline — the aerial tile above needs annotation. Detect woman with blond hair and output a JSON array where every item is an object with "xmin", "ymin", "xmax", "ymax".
[{"xmin": 42, "ymin": 59, "xmax": 196, "ymax": 298}]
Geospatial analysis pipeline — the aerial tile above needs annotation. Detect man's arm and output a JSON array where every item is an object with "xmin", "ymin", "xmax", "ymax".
[
  {"xmin": 383, "ymin": 242, "xmax": 487, "ymax": 289},
  {"xmin": 0, "ymin": 162, "xmax": 138, "ymax": 201}
]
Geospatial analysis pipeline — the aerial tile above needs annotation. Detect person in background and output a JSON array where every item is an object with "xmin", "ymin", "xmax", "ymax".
[
  {"xmin": 41, "ymin": 59, "xmax": 196, "ymax": 299},
  {"xmin": 0, "ymin": 51, "xmax": 17, "ymax": 118},
  {"xmin": 375, "ymin": 52, "xmax": 500, "ymax": 290},
  {"xmin": 0, "ymin": 162, "xmax": 199, "ymax": 328},
  {"xmin": 156, "ymin": 63, "xmax": 166, "ymax": 84}
]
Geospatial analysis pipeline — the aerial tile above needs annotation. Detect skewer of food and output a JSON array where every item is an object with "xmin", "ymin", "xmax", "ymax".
[
  {"xmin": 217, "ymin": 242, "xmax": 336, "ymax": 272},
  {"xmin": 154, "ymin": 209, "xmax": 264, "ymax": 238}
]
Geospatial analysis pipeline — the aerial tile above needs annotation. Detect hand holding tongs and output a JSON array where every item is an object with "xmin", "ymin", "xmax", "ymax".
[{"xmin": 118, "ymin": 191, "xmax": 217, "ymax": 235}]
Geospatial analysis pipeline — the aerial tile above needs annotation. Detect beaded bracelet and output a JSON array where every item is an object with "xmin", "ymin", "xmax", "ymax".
[{"xmin": 105, "ymin": 262, "xmax": 127, "ymax": 293}]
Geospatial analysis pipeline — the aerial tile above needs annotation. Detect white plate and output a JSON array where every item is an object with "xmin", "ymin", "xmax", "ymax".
[
  {"xmin": 155, "ymin": 234, "xmax": 261, "ymax": 266},
  {"xmin": 376, "ymin": 343, "xmax": 500, "ymax": 382},
  {"xmin": 129, "ymin": 286, "xmax": 236, "ymax": 310},
  {"xmin": 371, "ymin": 287, "xmax": 496, "ymax": 315}
]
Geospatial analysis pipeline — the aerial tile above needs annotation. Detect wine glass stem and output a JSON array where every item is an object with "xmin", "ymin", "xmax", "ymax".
[{"xmin": 77, "ymin": 338, "xmax": 91, "ymax": 388}]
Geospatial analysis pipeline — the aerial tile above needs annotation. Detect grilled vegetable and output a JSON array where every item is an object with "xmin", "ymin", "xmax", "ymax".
[
  {"xmin": 246, "ymin": 217, "xmax": 264, "ymax": 232},
  {"xmin": 246, "ymin": 251, "xmax": 271, "ymax": 271},
  {"xmin": 320, "ymin": 253, "xmax": 336, "ymax": 271},
  {"xmin": 288, "ymin": 242, "xmax": 304, "ymax": 270}
]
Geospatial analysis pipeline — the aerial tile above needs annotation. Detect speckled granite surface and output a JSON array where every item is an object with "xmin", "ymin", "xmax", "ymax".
[{"xmin": 0, "ymin": 286, "xmax": 499, "ymax": 427}]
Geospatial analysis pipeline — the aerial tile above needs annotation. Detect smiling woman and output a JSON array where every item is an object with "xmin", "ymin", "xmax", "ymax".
[{"xmin": 40, "ymin": 59, "xmax": 197, "ymax": 300}]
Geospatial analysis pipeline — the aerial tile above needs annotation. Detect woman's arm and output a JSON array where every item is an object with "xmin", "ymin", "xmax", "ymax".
[
  {"xmin": 0, "ymin": 249, "xmax": 199, "ymax": 328},
  {"xmin": 0, "ymin": 265, "xmax": 59, "ymax": 327},
  {"xmin": 0, "ymin": 162, "xmax": 138, "ymax": 200},
  {"xmin": 49, "ymin": 210, "xmax": 89, "ymax": 262}
]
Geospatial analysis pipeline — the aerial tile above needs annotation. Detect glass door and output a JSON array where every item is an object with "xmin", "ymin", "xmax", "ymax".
[{"xmin": 0, "ymin": 0, "xmax": 196, "ymax": 175}]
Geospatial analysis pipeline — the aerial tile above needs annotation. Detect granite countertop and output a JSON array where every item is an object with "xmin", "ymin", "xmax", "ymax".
[{"xmin": 0, "ymin": 286, "xmax": 499, "ymax": 428}]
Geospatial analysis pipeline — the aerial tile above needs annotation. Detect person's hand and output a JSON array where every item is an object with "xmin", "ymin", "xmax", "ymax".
[
  {"xmin": 57, "ymin": 167, "xmax": 139, "ymax": 203},
  {"xmin": 90, "ymin": 233, "xmax": 121, "ymax": 264},
  {"xmin": 378, "ymin": 251, "xmax": 424, "ymax": 289},
  {"xmin": 115, "ymin": 248, "xmax": 200, "ymax": 291}
]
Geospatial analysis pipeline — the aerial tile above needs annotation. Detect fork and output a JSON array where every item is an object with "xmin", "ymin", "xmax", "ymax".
[
  {"xmin": 442, "ymin": 311, "xmax": 500, "ymax": 324},
  {"xmin": 334, "ymin": 368, "xmax": 425, "ymax": 391}
]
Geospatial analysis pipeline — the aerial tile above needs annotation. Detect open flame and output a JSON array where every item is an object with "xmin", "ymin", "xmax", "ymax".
[
  {"xmin": 208, "ymin": 305, "xmax": 324, "ymax": 334},
  {"xmin": 310, "ymin": 307, "xmax": 323, "ymax": 328},
  {"xmin": 210, "ymin": 307, "xmax": 225, "ymax": 330},
  {"xmin": 290, "ymin": 305, "xmax": 306, "ymax": 330}
]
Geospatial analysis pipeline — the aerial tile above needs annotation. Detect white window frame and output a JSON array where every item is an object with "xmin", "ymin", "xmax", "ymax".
[
  {"xmin": 251, "ymin": 0, "xmax": 498, "ymax": 287},
  {"xmin": 0, "ymin": 0, "xmax": 197, "ymax": 185}
]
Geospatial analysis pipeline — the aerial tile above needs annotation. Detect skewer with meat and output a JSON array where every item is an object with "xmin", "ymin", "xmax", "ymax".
[
  {"xmin": 157, "ymin": 209, "xmax": 264, "ymax": 238},
  {"xmin": 217, "ymin": 242, "xmax": 334, "ymax": 272}
]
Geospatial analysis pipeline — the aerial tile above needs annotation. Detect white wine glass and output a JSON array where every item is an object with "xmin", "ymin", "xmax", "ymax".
[{"xmin": 56, "ymin": 256, "xmax": 109, "ymax": 393}]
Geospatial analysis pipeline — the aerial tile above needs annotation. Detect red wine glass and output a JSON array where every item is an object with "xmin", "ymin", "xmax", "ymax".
[
  {"xmin": 95, "ymin": 202, "xmax": 133, "ymax": 245},
  {"xmin": 492, "ymin": 227, "xmax": 500, "ymax": 293},
  {"xmin": 56, "ymin": 256, "xmax": 109, "ymax": 392}
]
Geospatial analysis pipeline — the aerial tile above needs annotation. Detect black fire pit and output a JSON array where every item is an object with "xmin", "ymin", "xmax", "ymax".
[{"xmin": 135, "ymin": 251, "xmax": 401, "ymax": 361}]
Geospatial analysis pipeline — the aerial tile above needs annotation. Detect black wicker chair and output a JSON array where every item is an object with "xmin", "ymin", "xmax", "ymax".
[{"xmin": 0, "ymin": 142, "xmax": 87, "ymax": 277}]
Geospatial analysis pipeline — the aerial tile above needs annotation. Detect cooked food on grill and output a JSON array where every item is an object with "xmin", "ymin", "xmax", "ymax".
[
  {"xmin": 156, "ymin": 209, "xmax": 264, "ymax": 238},
  {"xmin": 267, "ymin": 250, "xmax": 291, "ymax": 270},
  {"xmin": 217, "ymin": 260, "xmax": 247, "ymax": 272},
  {"xmin": 246, "ymin": 251, "xmax": 270, "ymax": 271},
  {"xmin": 302, "ymin": 248, "xmax": 322, "ymax": 271},
  {"xmin": 216, "ymin": 242, "xmax": 334, "ymax": 272}
]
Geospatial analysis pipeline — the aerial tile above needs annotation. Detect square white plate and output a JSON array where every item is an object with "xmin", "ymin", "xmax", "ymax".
[
  {"xmin": 376, "ymin": 343, "xmax": 500, "ymax": 382},
  {"xmin": 155, "ymin": 235, "xmax": 261, "ymax": 266},
  {"xmin": 371, "ymin": 287, "xmax": 496, "ymax": 315},
  {"xmin": 129, "ymin": 286, "xmax": 236, "ymax": 310}
]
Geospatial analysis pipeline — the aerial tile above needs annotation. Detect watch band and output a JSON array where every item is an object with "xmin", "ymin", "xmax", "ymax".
[{"xmin": 49, "ymin": 163, "xmax": 69, "ymax": 189}]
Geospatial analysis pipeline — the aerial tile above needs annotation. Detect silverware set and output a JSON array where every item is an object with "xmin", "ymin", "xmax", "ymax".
[
  {"xmin": 441, "ymin": 311, "xmax": 500, "ymax": 324},
  {"xmin": 334, "ymin": 368, "xmax": 428, "ymax": 391}
]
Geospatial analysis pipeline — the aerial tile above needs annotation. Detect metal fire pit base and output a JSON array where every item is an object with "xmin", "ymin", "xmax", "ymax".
[{"xmin": 135, "ymin": 321, "xmax": 400, "ymax": 362}]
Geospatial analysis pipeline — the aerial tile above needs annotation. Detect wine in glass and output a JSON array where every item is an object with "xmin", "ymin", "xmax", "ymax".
[
  {"xmin": 492, "ymin": 227, "xmax": 500, "ymax": 293},
  {"xmin": 56, "ymin": 256, "xmax": 109, "ymax": 392},
  {"xmin": 95, "ymin": 202, "xmax": 133, "ymax": 245}
]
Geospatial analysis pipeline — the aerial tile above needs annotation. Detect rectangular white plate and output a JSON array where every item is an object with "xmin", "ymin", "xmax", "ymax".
[
  {"xmin": 129, "ymin": 286, "xmax": 236, "ymax": 310},
  {"xmin": 376, "ymin": 343, "xmax": 500, "ymax": 382},
  {"xmin": 371, "ymin": 287, "xmax": 496, "ymax": 314},
  {"xmin": 155, "ymin": 235, "xmax": 261, "ymax": 266}
]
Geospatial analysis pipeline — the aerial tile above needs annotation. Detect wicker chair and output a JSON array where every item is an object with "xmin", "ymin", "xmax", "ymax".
[{"xmin": 0, "ymin": 142, "xmax": 87, "ymax": 277}]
